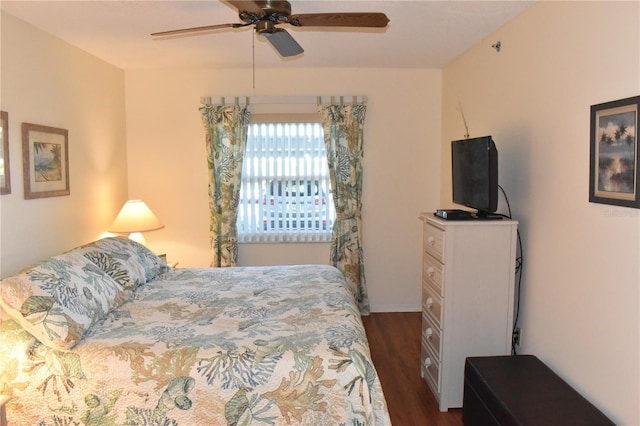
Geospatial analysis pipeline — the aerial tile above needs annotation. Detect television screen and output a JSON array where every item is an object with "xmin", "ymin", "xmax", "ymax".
[{"xmin": 451, "ymin": 136, "xmax": 498, "ymax": 216}]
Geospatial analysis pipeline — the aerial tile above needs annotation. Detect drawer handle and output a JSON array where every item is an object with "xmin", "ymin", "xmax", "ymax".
[
  {"xmin": 427, "ymin": 236, "xmax": 436, "ymax": 246},
  {"xmin": 424, "ymin": 357, "xmax": 432, "ymax": 368},
  {"xmin": 427, "ymin": 267, "xmax": 435, "ymax": 278},
  {"xmin": 424, "ymin": 327, "xmax": 433, "ymax": 339},
  {"xmin": 426, "ymin": 297, "xmax": 433, "ymax": 309}
]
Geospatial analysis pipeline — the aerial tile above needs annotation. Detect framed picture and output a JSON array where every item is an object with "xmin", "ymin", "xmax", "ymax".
[
  {"xmin": 0, "ymin": 111, "xmax": 10, "ymax": 195},
  {"xmin": 22, "ymin": 123, "xmax": 70, "ymax": 199},
  {"xmin": 589, "ymin": 96, "xmax": 640, "ymax": 208}
]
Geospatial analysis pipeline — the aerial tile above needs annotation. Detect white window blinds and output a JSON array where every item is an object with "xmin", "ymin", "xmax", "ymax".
[{"xmin": 237, "ymin": 121, "xmax": 335, "ymax": 243}]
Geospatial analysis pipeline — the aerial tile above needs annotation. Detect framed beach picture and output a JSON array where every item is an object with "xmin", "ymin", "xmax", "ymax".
[
  {"xmin": 0, "ymin": 111, "xmax": 10, "ymax": 195},
  {"xmin": 22, "ymin": 123, "xmax": 70, "ymax": 199},
  {"xmin": 589, "ymin": 96, "xmax": 640, "ymax": 208}
]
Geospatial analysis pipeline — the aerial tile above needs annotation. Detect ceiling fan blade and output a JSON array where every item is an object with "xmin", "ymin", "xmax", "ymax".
[
  {"xmin": 290, "ymin": 12, "xmax": 389, "ymax": 28},
  {"xmin": 151, "ymin": 23, "xmax": 245, "ymax": 37},
  {"xmin": 226, "ymin": 0, "xmax": 266, "ymax": 17},
  {"xmin": 261, "ymin": 28, "xmax": 304, "ymax": 57}
]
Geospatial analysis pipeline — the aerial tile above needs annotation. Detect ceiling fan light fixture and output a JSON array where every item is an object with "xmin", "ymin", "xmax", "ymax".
[{"xmin": 255, "ymin": 20, "xmax": 276, "ymax": 35}]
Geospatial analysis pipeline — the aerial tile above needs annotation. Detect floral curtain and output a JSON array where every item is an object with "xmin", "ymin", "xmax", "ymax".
[
  {"xmin": 319, "ymin": 102, "xmax": 369, "ymax": 314},
  {"xmin": 200, "ymin": 103, "xmax": 250, "ymax": 267}
]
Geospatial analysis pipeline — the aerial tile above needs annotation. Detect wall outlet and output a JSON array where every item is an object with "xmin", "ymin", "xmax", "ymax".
[{"xmin": 513, "ymin": 327, "xmax": 521, "ymax": 346}]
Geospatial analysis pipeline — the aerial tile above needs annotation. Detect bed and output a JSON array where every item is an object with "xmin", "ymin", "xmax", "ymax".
[{"xmin": 0, "ymin": 237, "xmax": 390, "ymax": 425}]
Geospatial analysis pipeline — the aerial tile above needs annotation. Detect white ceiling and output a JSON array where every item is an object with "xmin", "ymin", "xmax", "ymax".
[{"xmin": 1, "ymin": 1, "xmax": 534, "ymax": 70}]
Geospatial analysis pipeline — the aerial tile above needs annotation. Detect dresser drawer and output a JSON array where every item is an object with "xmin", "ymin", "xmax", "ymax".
[
  {"xmin": 422, "ymin": 280, "xmax": 444, "ymax": 327},
  {"xmin": 423, "ymin": 222, "xmax": 445, "ymax": 262},
  {"xmin": 421, "ymin": 336, "xmax": 441, "ymax": 394},
  {"xmin": 422, "ymin": 311, "xmax": 442, "ymax": 358},
  {"xmin": 423, "ymin": 253, "xmax": 444, "ymax": 295}
]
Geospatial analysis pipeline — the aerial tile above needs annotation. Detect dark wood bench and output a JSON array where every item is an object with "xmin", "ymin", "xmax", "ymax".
[{"xmin": 463, "ymin": 355, "xmax": 614, "ymax": 426}]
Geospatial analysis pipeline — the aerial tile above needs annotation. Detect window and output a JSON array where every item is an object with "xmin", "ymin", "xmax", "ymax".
[{"xmin": 237, "ymin": 120, "xmax": 335, "ymax": 243}]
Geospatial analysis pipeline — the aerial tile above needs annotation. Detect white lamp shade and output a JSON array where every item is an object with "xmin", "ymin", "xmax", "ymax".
[{"xmin": 109, "ymin": 200, "xmax": 164, "ymax": 233}]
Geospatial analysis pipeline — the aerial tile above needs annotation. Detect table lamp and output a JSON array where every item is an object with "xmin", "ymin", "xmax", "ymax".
[{"xmin": 108, "ymin": 199, "xmax": 164, "ymax": 246}]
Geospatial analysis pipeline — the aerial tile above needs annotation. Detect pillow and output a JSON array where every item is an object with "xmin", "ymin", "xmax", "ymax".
[
  {"xmin": 0, "ymin": 251, "xmax": 127, "ymax": 350},
  {"xmin": 80, "ymin": 249, "xmax": 135, "ymax": 290},
  {"xmin": 73, "ymin": 237, "xmax": 169, "ymax": 290}
]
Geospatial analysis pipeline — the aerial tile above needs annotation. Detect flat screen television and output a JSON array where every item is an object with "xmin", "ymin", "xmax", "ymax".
[{"xmin": 451, "ymin": 136, "xmax": 499, "ymax": 217}]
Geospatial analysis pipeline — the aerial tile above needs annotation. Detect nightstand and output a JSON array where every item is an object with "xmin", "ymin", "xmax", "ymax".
[
  {"xmin": 157, "ymin": 254, "xmax": 178, "ymax": 268},
  {"xmin": 0, "ymin": 395, "xmax": 10, "ymax": 426}
]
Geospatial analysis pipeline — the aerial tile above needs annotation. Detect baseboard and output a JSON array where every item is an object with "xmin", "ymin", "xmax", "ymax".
[{"xmin": 369, "ymin": 303, "xmax": 421, "ymax": 313}]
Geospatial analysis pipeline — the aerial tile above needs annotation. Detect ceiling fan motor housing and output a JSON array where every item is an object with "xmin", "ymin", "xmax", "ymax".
[{"xmin": 239, "ymin": 0, "xmax": 292, "ymax": 25}]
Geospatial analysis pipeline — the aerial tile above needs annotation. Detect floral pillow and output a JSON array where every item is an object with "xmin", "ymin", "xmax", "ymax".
[
  {"xmin": 0, "ymin": 251, "xmax": 127, "ymax": 350},
  {"xmin": 73, "ymin": 237, "xmax": 169, "ymax": 290}
]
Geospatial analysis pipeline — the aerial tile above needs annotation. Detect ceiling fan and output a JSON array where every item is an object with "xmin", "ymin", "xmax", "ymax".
[{"xmin": 151, "ymin": 0, "xmax": 390, "ymax": 58}]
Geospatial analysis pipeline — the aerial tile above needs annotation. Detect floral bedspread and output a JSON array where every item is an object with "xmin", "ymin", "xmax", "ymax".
[{"xmin": 1, "ymin": 265, "xmax": 390, "ymax": 425}]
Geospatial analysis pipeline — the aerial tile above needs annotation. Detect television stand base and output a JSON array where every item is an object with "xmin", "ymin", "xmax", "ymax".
[{"xmin": 474, "ymin": 213, "xmax": 504, "ymax": 220}]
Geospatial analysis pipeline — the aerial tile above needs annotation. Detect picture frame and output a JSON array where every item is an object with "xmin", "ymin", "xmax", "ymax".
[
  {"xmin": 22, "ymin": 123, "xmax": 70, "ymax": 199},
  {"xmin": 589, "ymin": 95, "xmax": 640, "ymax": 208},
  {"xmin": 0, "ymin": 111, "xmax": 10, "ymax": 195}
]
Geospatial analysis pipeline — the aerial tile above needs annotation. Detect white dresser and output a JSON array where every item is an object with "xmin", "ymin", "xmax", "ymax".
[{"xmin": 419, "ymin": 213, "xmax": 518, "ymax": 411}]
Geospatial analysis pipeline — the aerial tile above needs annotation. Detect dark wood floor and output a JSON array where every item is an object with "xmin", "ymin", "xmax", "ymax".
[{"xmin": 361, "ymin": 312, "xmax": 463, "ymax": 426}]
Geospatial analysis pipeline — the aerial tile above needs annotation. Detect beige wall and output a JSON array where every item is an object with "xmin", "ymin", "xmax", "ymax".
[
  {"xmin": 0, "ymin": 13, "xmax": 128, "ymax": 277},
  {"xmin": 441, "ymin": 2, "xmax": 639, "ymax": 424},
  {"xmin": 124, "ymin": 67, "xmax": 442, "ymax": 312}
]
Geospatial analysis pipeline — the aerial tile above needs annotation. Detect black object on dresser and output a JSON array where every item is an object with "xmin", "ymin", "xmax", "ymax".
[{"xmin": 463, "ymin": 355, "xmax": 614, "ymax": 426}]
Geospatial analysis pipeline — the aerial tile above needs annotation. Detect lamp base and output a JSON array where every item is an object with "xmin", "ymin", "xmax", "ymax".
[{"xmin": 128, "ymin": 232, "xmax": 146, "ymax": 246}]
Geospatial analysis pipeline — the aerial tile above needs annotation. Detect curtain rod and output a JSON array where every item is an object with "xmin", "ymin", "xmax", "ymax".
[{"xmin": 200, "ymin": 95, "xmax": 367, "ymax": 106}]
